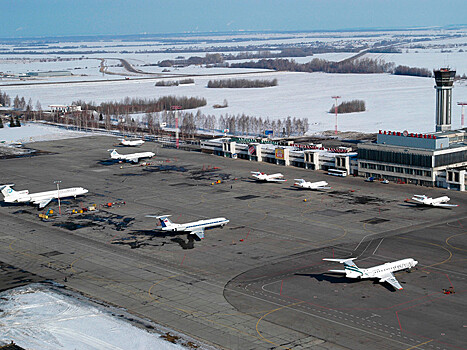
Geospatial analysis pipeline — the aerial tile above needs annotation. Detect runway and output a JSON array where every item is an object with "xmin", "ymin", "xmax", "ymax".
[{"xmin": 0, "ymin": 135, "xmax": 465, "ymax": 349}]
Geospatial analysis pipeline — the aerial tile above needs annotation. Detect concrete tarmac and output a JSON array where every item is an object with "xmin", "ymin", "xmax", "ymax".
[{"xmin": 0, "ymin": 135, "xmax": 465, "ymax": 350}]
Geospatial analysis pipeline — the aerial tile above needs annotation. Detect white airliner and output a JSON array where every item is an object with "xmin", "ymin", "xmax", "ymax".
[
  {"xmin": 108, "ymin": 149, "xmax": 155, "ymax": 163},
  {"xmin": 120, "ymin": 138, "xmax": 145, "ymax": 147},
  {"xmin": 0, "ymin": 184, "xmax": 88, "ymax": 208},
  {"xmin": 294, "ymin": 179, "xmax": 331, "ymax": 190},
  {"xmin": 251, "ymin": 171, "xmax": 286, "ymax": 182},
  {"xmin": 323, "ymin": 257, "xmax": 418, "ymax": 290},
  {"xmin": 146, "ymin": 215, "xmax": 229, "ymax": 239},
  {"xmin": 411, "ymin": 195, "xmax": 458, "ymax": 208}
]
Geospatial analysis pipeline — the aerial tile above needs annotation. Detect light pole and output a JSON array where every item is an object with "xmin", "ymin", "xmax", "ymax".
[
  {"xmin": 458, "ymin": 102, "xmax": 466, "ymax": 129},
  {"xmin": 54, "ymin": 180, "xmax": 62, "ymax": 215},
  {"xmin": 171, "ymin": 106, "xmax": 182, "ymax": 149},
  {"xmin": 332, "ymin": 96, "xmax": 341, "ymax": 135}
]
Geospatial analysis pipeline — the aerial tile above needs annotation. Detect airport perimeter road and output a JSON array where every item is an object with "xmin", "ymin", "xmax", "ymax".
[{"xmin": 0, "ymin": 135, "xmax": 465, "ymax": 349}]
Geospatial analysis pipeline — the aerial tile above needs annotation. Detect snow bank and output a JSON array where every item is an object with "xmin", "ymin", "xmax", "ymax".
[
  {"xmin": 0, "ymin": 285, "xmax": 187, "ymax": 350},
  {"xmin": 0, "ymin": 123, "xmax": 88, "ymax": 143}
]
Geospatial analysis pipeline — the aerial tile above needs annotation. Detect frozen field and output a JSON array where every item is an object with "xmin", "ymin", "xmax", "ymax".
[
  {"xmin": 0, "ymin": 123, "xmax": 88, "ymax": 143},
  {"xmin": 2, "ymin": 71, "xmax": 467, "ymax": 134},
  {"xmin": 0, "ymin": 285, "xmax": 187, "ymax": 350},
  {"xmin": 1, "ymin": 29, "xmax": 466, "ymax": 134}
]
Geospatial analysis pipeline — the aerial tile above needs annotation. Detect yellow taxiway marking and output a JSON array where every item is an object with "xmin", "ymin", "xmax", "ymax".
[
  {"xmin": 256, "ymin": 301, "xmax": 304, "ymax": 350},
  {"xmin": 405, "ymin": 339, "xmax": 434, "ymax": 350},
  {"xmin": 445, "ymin": 232, "xmax": 467, "ymax": 252},
  {"xmin": 397, "ymin": 237, "xmax": 452, "ymax": 268}
]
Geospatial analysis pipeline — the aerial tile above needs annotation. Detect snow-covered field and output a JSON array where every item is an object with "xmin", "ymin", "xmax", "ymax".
[
  {"xmin": 0, "ymin": 285, "xmax": 187, "ymax": 350},
  {"xmin": 1, "ymin": 29, "xmax": 466, "ymax": 134},
  {"xmin": 0, "ymin": 123, "xmax": 88, "ymax": 143},
  {"xmin": 2, "ymin": 71, "xmax": 467, "ymax": 134}
]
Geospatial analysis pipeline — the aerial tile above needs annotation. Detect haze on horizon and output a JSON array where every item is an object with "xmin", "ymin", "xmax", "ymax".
[{"xmin": 2, "ymin": 0, "xmax": 467, "ymax": 39}]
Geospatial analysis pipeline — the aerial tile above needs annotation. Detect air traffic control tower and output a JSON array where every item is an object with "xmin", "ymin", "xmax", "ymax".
[{"xmin": 434, "ymin": 68, "xmax": 455, "ymax": 132}]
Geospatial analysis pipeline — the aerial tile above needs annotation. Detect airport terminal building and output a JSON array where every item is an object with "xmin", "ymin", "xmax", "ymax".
[
  {"xmin": 199, "ymin": 68, "xmax": 466, "ymax": 191},
  {"xmin": 358, "ymin": 129, "xmax": 467, "ymax": 190},
  {"xmin": 200, "ymin": 137, "xmax": 358, "ymax": 175}
]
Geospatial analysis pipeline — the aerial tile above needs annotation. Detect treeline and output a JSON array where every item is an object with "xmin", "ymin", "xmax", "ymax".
[
  {"xmin": 329, "ymin": 100, "xmax": 366, "ymax": 114},
  {"xmin": 158, "ymin": 53, "xmax": 223, "ymax": 67},
  {"xmin": 230, "ymin": 58, "xmax": 395, "ymax": 74},
  {"xmin": 72, "ymin": 96, "xmax": 206, "ymax": 115},
  {"xmin": 0, "ymin": 89, "xmax": 11, "ymax": 107},
  {"xmin": 155, "ymin": 78, "xmax": 194, "ymax": 86},
  {"xmin": 163, "ymin": 111, "xmax": 309, "ymax": 138},
  {"xmin": 207, "ymin": 78, "xmax": 278, "ymax": 88},
  {"xmin": 393, "ymin": 65, "xmax": 432, "ymax": 77}
]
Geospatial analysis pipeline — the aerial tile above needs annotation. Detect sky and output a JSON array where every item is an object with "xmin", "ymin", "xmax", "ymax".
[{"xmin": 1, "ymin": 0, "xmax": 466, "ymax": 38}]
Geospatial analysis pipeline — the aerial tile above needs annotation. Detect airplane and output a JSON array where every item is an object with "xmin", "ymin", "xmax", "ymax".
[
  {"xmin": 108, "ymin": 149, "xmax": 155, "ymax": 163},
  {"xmin": 410, "ymin": 194, "xmax": 458, "ymax": 208},
  {"xmin": 251, "ymin": 171, "xmax": 286, "ymax": 182},
  {"xmin": 0, "ymin": 184, "xmax": 88, "ymax": 209},
  {"xmin": 293, "ymin": 179, "xmax": 331, "ymax": 190},
  {"xmin": 120, "ymin": 138, "xmax": 145, "ymax": 147},
  {"xmin": 146, "ymin": 214, "xmax": 229, "ymax": 239},
  {"xmin": 323, "ymin": 257, "xmax": 418, "ymax": 291}
]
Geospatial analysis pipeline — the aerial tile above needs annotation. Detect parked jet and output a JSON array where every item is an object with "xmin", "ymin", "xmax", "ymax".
[
  {"xmin": 411, "ymin": 195, "xmax": 458, "ymax": 208},
  {"xmin": 251, "ymin": 171, "xmax": 286, "ymax": 182},
  {"xmin": 0, "ymin": 184, "xmax": 88, "ymax": 208},
  {"xmin": 108, "ymin": 149, "xmax": 155, "ymax": 163},
  {"xmin": 120, "ymin": 138, "xmax": 145, "ymax": 147},
  {"xmin": 323, "ymin": 257, "xmax": 418, "ymax": 290},
  {"xmin": 146, "ymin": 215, "xmax": 229, "ymax": 239},
  {"xmin": 293, "ymin": 179, "xmax": 330, "ymax": 190}
]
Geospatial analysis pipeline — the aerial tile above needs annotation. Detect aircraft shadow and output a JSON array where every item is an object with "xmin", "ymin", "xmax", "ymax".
[
  {"xmin": 296, "ymin": 273, "xmax": 399, "ymax": 291},
  {"xmin": 295, "ymin": 273, "xmax": 361, "ymax": 284},
  {"xmin": 399, "ymin": 203, "xmax": 434, "ymax": 210},
  {"xmin": 129, "ymin": 230, "xmax": 197, "ymax": 249},
  {"xmin": 171, "ymin": 236, "xmax": 196, "ymax": 249},
  {"xmin": 97, "ymin": 160, "xmax": 121, "ymax": 166}
]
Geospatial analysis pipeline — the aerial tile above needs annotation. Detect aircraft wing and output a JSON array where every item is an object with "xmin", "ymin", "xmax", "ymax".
[
  {"xmin": 190, "ymin": 228, "xmax": 205, "ymax": 239},
  {"xmin": 432, "ymin": 203, "xmax": 458, "ymax": 208},
  {"xmin": 34, "ymin": 198, "xmax": 53, "ymax": 208},
  {"xmin": 269, "ymin": 178, "xmax": 287, "ymax": 182},
  {"xmin": 128, "ymin": 157, "xmax": 139, "ymax": 163},
  {"xmin": 314, "ymin": 185, "xmax": 331, "ymax": 190},
  {"xmin": 379, "ymin": 272, "xmax": 403, "ymax": 290}
]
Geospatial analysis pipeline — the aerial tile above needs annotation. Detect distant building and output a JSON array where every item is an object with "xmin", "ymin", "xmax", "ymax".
[
  {"xmin": 49, "ymin": 105, "xmax": 82, "ymax": 113},
  {"xmin": 24, "ymin": 70, "xmax": 72, "ymax": 77}
]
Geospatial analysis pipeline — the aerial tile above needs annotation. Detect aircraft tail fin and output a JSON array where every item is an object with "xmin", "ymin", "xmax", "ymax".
[
  {"xmin": 323, "ymin": 258, "xmax": 358, "ymax": 268},
  {"xmin": 0, "ymin": 184, "xmax": 16, "ymax": 198},
  {"xmin": 149, "ymin": 215, "xmax": 174, "ymax": 228},
  {"xmin": 108, "ymin": 149, "xmax": 119, "ymax": 158}
]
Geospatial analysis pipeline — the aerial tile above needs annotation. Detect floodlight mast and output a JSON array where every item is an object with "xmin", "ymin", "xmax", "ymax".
[
  {"xmin": 332, "ymin": 96, "xmax": 341, "ymax": 135},
  {"xmin": 171, "ymin": 106, "xmax": 182, "ymax": 149},
  {"xmin": 54, "ymin": 180, "xmax": 62, "ymax": 215},
  {"xmin": 458, "ymin": 102, "xmax": 467, "ymax": 129}
]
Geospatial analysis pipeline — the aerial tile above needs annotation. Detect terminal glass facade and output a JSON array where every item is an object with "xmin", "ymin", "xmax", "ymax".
[{"xmin": 358, "ymin": 149, "xmax": 432, "ymax": 167}]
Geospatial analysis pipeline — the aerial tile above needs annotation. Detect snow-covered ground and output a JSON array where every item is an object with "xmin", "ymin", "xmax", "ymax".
[
  {"xmin": 1, "ymin": 29, "xmax": 466, "ymax": 134},
  {"xmin": 0, "ymin": 285, "xmax": 187, "ymax": 350},
  {"xmin": 0, "ymin": 123, "xmax": 88, "ymax": 143},
  {"xmin": 2, "ymin": 71, "xmax": 467, "ymax": 134}
]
